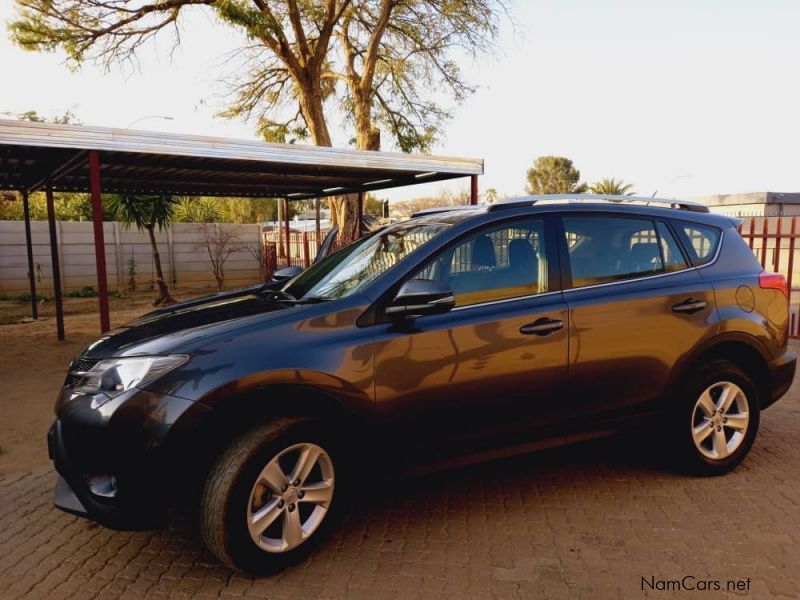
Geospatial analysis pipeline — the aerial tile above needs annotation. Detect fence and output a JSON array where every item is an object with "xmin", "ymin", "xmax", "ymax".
[
  {"xmin": 0, "ymin": 220, "xmax": 263, "ymax": 295},
  {"xmin": 262, "ymin": 230, "xmax": 354, "ymax": 279},
  {"xmin": 738, "ymin": 216, "xmax": 800, "ymax": 338}
]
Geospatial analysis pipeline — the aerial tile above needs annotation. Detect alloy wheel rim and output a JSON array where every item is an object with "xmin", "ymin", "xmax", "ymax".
[
  {"xmin": 691, "ymin": 381, "xmax": 750, "ymax": 461},
  {"xmin": 246, "ymin": 442, "xmax": 335, "ymax": 553}
]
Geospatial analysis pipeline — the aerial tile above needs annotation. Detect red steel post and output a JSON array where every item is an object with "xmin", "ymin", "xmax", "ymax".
[
  {"xmin": 88, "ymin": 150, "xmax": 110, "ymax": 333},
  {"xmin": 283, "ymin": 198, "xmax": 291, "ymax": 266},
  {"xmin": 303, "ymin": 232, "xmax": 310, "ymax": 268},
  {"xmin": 774, "ymin": 217, "xmax": 783, "ymax": 273},
  {"xmin": 470, "ymin": 175, "xmax": 478, "ymax": 205}
]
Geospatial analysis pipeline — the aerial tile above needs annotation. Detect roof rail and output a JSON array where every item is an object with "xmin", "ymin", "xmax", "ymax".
[
  {"xmin": 410, "ymin": 205, "xmax": 483, "ymax": 218},
  {"xmin": 487, "ymin": 194, "xmax": 710, "ymax": 214}
]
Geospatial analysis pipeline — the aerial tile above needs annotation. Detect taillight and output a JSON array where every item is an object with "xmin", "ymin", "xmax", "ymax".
[{"xmin": 759, "ymin": 271, "xmax": 789, "ymax": 298}]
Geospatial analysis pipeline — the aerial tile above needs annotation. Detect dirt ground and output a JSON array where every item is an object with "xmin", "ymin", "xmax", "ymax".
[{"xmin": 0, "ymin": 288, "xmax": 218, "ymax": 475}]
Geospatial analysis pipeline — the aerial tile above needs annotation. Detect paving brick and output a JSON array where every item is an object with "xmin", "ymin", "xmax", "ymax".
[{"xmin": 3, "ymin": 379, "xmax": 800, "ymax": 599}]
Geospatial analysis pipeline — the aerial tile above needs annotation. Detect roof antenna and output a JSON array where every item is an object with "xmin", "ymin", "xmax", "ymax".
[{"xmin": 651, "ymin": 190, "xmax": 658, "ymax": 197}]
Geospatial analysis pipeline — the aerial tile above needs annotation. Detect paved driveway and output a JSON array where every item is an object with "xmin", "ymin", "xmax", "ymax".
[{"xmin": 1, "ymin": 384, "xmax": 799, "ymax": 599}]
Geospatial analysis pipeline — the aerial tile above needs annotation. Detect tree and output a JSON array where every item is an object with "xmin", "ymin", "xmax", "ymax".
[
  {"xmin": 0, "ymin": 191, "xmax": 98, "ymax": 221},
  {"xmin": 589, "ymin": 178, "xmax": 635, "ymax": 196},
  {"xmin": 195, "ymin": 223, "xmax": 246, "ymax": 290},
  {"xmin": 174, "ymin": 197, "xmax": 222, "ymax": 223},
  {"xmin": 525, "ymin": 156, "xmax": 587, "ymax": 195},
  {"xmin": 106, "ymin": 194, "xmax": 177, "ymax": 306},
  {"xmin": 9, "ymin": 109, "xmax": 80, "ymax": 124},
  {"xmin": 10, "ymin": 0, "xmax": 508, "ymax": 241},
  {"xmin": 392, "ymin": 187, "xmax": 469, "ymax": 217}
]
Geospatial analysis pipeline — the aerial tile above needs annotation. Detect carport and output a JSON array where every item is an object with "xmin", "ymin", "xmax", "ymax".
[{"xmin": 0, "ymin": 119, "xmax": 483, "ymax": 340}]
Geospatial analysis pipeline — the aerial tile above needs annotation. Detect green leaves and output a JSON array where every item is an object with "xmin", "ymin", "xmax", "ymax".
[
  {"xmin": 8, "ymin": 0, "xmax": 511, "ymax": 157},
  {"xmin": 589, "ymin": 178, "xmax": 635, "ymax": 196},
  {"xmin": 526, "ymin": 156, "xmax": 588, "ymax": 195},
  {"xmin": 106, "ymin": 194, "xmax": 178, "ymax": 231}
]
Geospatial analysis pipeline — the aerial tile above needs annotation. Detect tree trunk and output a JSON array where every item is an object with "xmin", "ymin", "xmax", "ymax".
[
  {"xmin": 295, "ymin": 79, "xmax": 361, "ymax": 244},
  {"xmin": 146, "ymin": 225, "xmax": 176, "ymax": 306},
  {"xmin": 328, "ymin": 104, "xmax": 380, "ymax": 243},
  {"xmin": 315, "ymin": 198, "xmax": 321, "ymax": 244}
]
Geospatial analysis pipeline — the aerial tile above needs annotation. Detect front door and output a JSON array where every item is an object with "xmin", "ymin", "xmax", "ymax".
[{"xmin": 372, "ymin": 217, "xmax": 569, "ymax": 452}]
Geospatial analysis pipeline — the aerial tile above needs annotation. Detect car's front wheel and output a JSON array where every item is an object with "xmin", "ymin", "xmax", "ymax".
[
  {"xmin": 200, "ymin": 418, "xmax": 342, "ymax": 573},
  {"xmin": 674, "ymin": 360, "xmax": 761, "ymax": 475}
]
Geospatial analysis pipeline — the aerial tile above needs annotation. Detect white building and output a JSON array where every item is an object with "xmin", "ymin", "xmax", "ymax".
[{"xmin": 693, "ymin": 192, "xmax": 800, "ymax": 217}]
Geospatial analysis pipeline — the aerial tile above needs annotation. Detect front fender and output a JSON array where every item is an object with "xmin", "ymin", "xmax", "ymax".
[{"xmin": 194, "ymin": 369, "xmax": 374, "ymax": 418}]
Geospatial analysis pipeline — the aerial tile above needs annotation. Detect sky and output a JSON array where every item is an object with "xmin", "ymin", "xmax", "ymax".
[{"xmin": 1, "ymin": 0, "xmax": 800, "ymax": 202}]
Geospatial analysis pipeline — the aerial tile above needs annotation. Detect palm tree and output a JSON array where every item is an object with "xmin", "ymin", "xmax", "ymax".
[
  {"xmin": 107, "ymin": 194, "xmax": 178, "ymax": 306},
  {"xmin": 589, "ymin": 178, "xmax": 635, "ymax": 196}
]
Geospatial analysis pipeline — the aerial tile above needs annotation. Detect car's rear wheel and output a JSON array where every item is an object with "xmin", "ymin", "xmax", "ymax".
[
  {"xmin": 200, "ymin": 418, "xmax": 343, "ymax": 573},
  {"xmin": 674, "ymin": 360, "xmax": 760, "ymax": 475}
]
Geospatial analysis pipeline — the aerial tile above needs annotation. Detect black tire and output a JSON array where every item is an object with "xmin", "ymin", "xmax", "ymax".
[
  {"xmin": 671, "ymin": 359, "xmax": 761, "ymax": 476},
  {"xmin": 200, "ymin": 417, "xmax": 345, "ymax": 574}
]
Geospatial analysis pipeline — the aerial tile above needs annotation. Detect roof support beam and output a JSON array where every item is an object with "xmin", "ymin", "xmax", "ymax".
[
  {"xmin": 21, "ymin": 189, "xmax": 38, "ymax": 320},
  {"xmin": 88, "ymin": 150, "xmax": 110, "ymax": 333},
  {"xmin": 27, "ymin": 150, "xmax": 87, "ymax": 194},
  {"xmin": 45, "ymin": 182, "xmax": 65, "ymax": 341}
]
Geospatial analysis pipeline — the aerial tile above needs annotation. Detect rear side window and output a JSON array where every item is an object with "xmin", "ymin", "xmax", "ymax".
[
  {"xmin": 563, "ymin": 216, "xmax": 688, "ymax": 288},
  {"xmin": 678, "ymin": 222, "xmax": 721, "ymax": 266}
]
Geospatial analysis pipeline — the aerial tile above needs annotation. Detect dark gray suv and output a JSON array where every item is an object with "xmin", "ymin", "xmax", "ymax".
[{"xmin": 49, "ymin": 194, "xmax": 796, "ymax": 573}]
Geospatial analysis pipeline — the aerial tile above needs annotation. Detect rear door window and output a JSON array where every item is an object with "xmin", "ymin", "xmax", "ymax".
[{"xmin": 562, "ymin": 216, "xmax": 688, "ymax": 288}]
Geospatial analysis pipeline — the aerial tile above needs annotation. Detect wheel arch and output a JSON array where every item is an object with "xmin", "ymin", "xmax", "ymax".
[
  {"xmin": 166, "ymin": 382, "xmax": 365, "ymax": 505},
  {"xmin": 672, "ymin": 333, "xmax": 772, "ymax": 405}
]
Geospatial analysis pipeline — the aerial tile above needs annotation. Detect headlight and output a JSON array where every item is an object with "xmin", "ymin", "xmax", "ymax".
[{"xmin": 74, "ymin": 355, "xmax": 188, "ymax": 398}]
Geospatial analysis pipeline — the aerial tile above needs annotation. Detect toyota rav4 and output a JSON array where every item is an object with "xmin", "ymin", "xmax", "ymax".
[{"xmin": 48, "ymin": 194, "xmax": 796, "ymax": 573}]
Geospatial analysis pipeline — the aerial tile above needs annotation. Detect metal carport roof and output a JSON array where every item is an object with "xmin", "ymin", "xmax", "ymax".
[
  {"xmin": 0, "ymin": 119, "xmax": 483, "ymax": 339},
  {"xmin": 0, "ymin": 119, "xmax": 482, "ymax": 198}
]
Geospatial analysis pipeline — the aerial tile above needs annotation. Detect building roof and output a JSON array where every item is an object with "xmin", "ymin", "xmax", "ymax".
[
  {"xmin": 0, "ymin": 119, "xmax": 483, "ymax": 198},
  {"xmin": 693, "ymin": 192, "xmax": 800, "ymax": 206}
]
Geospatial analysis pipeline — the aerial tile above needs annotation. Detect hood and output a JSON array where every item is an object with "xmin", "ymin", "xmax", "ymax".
[{"xmin": 81, "ymin": 287, "xmax": 293, "ymax": 358}]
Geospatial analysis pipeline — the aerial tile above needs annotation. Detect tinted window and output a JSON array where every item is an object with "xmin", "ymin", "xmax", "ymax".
[
  {"xmin": 679, "ymin": 223, "xmax": 721, "ymax": 265},
  {"xmin": 563, "ymin": 216, "xmax": 687, "ymax": 287},
  {"xmin": 414, "ymin": 219, "xmax": 548, "ymax": 306},
  {"xmin": 656, "ymin": 222, "xmax": 688, "ymax": 272},
  {"xmin": 284, "ymin": 216, "xmax": 453, "ymax": 300}
]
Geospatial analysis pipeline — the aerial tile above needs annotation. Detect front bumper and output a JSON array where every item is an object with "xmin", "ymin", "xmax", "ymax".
[
  {"xmin": 765, "ymin": 349, "xmax": 797, "ymax": 409},
  {"xmin": 48, "ymin": 387, "xmax": 209, "ymax": 530},
  {"xmin": 48, "ymin": 418, "xmax": 165, "ymax": 530}
]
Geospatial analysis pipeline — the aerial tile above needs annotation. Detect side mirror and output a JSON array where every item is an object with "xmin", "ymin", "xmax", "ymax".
[
  {"xmin": 272, "ymin": 266, "xmax": 303, "ymax": 282},
  {"xmin": 385, "ymin": 279, "xmax": 455, "ymax": 318}
]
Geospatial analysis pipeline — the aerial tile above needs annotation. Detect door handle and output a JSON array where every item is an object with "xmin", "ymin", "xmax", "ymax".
[
  {"xmin": 672, "ymin": 298, "xmax": 707, "ymax": 314},
  {"xmin": 520, "ymin": 318, "xmax": 564, "ymax": 336}
]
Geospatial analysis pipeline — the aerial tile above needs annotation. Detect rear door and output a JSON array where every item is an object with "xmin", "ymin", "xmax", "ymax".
[{"xmin": 559, "ymin": 213, "xmax": 718, "ymax": 422}]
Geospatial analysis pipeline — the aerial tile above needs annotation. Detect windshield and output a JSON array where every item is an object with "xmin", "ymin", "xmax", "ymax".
[{"xmin": 283, "ymin": 215, "xmax": 466, "ymax": 300}]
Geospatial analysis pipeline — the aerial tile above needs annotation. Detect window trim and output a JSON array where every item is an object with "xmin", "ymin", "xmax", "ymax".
[{"xmin": 556, "ymin": 212, "xmax": 723, "ymax": 293}]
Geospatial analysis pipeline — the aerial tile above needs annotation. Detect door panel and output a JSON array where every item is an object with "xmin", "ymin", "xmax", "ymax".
[
  {"xmin": 372, "ymin": 216, "xmax": 569, "ymax": 449},
  {"xmin": 565, "ymin": 270, "xmax": 717, "ymax": 418},
  {"xmin": 560, "ymin": 214, "xmax": 719, "ymax": 421},
  {"xmin": 373, "ymin": 294, "xmax": 569, "ymax": 444}
]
